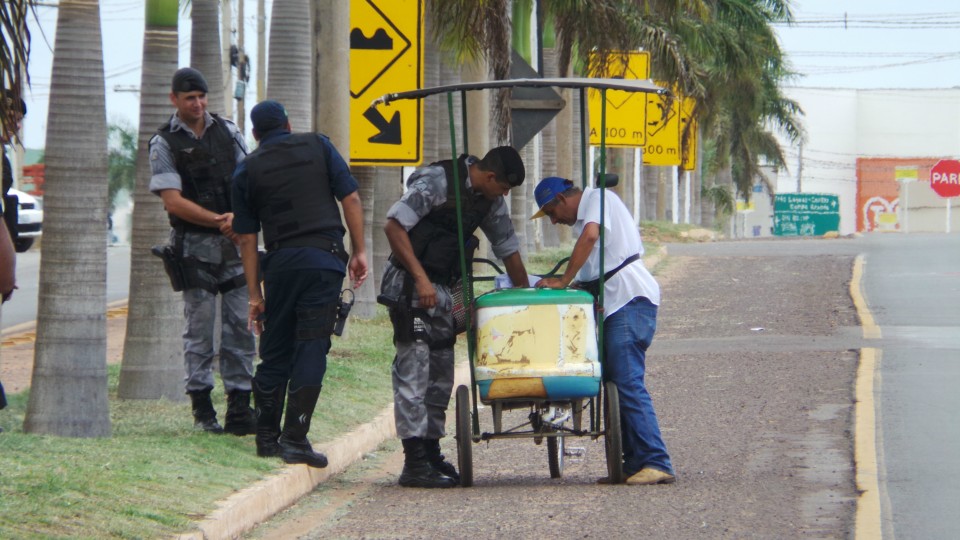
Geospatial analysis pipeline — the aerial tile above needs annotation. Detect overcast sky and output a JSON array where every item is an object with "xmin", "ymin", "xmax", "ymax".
[{"xmin": 16, "ymin": 0, "xmax": 960, "ymax": 150}]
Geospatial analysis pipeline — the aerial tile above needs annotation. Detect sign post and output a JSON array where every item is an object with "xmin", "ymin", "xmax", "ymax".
[{"xmin": 929, "ymin": 159, "xmax": 960, "ymax": 233}]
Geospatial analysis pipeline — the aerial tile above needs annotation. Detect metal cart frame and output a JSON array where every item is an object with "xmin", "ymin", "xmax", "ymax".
[{"xmin": 371, "ymin": 77, "xmax": 669, "ymax": 486}]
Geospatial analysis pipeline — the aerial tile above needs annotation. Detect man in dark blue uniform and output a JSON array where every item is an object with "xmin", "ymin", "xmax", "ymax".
[{"xmin": 233, "ymin": 100, "xmax": 368, "ymax": 467}]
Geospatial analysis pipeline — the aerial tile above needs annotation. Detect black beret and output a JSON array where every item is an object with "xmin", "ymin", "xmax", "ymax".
[{"xmin": 171, "ymin": 67, "xmax": 208, "ymax": 94}]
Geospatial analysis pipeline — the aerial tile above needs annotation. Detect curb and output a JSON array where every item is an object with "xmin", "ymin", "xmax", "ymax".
[
  {"xmin": 176, "ymin": 408, "xmax": 397, "ymax": 540},
  {"xmin": 175, "ymin": 362, "xmax": 472, "ymax": 539}
]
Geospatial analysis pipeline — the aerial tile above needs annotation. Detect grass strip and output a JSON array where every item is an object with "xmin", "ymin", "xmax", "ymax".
[{"xmin": 0, "ymin": 310, "xmax": 395, "ymax": 539}]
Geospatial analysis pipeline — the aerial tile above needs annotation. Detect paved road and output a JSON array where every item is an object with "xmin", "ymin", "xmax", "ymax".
[
  {"xmin": 0, "ymin": 245, "xmax": 130, "ymax": 331},
  {"xmin": 857, "ymin": 233, "xmax": 960, "ymax": 540},
  {"xmin": 252, "ymin": 235, "xmax": 873, "ymax": 539},
  {"xmin": 670, "ymin": 232, "xmax": 960, "ymax": 540}
]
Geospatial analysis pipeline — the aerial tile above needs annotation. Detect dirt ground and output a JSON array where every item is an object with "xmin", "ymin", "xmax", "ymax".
[
  {"xmin": 0, "ymin": 307, "xmax": 128, "ymax": 395},
  {"xmin": 249, "ymin": 244, "xmax": 863, "ymax": 539}
]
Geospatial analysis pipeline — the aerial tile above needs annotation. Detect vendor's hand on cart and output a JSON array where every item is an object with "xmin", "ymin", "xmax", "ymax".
[{"xmin": 535, "ymin": 276, "xmax": 566, "ymax": 289}]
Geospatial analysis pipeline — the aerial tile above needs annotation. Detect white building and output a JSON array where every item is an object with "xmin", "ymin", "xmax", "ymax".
[{"xmin": 767, "ymin": 87, "xmax": 960, "ymax": 235}]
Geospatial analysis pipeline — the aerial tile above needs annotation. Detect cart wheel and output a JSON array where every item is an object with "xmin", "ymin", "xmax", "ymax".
[
  {"xmin": 603, "ymin": 381, "xmax": 624, "ymax": 484},
  {"xmin": 455, "ymin": 385, "xmax": 474, "ymax": 487},
  {"xmin": 548, "ymin": 433, "xmax": 564, "ymax": 478}
]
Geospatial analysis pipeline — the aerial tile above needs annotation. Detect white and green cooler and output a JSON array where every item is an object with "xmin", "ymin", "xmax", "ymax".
[{"xmin": 473, "ymin": 288, "xmax": 600, "ymax": 402}]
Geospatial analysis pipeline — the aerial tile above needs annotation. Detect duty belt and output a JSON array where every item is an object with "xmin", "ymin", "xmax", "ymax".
[{"xmin": 266, "ymin": 236, "xmax": 349, "ymax": 264}]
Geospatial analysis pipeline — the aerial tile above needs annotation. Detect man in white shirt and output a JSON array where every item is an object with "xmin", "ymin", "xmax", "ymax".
[{"xmin": 532, "ymin": 176, "xmax": 675, "ymax": 485}]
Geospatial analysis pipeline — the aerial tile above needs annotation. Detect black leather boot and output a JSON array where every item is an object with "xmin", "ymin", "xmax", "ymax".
[
  {"xmin": 188, "ymin": 387, "xmax": 224, "ymax": 434},
  {"xmin": 423, "ymin": 438, "xmax": 460, "ymax": 482},
  {"xmin": 277, "ymin": 385, "xmax": 328, "ymax": 468},
  {"xmin": 223, "ymin": 389, "xmax": 257, "ymax": 436},
  {"xmin": 253, "ymin": 380, "xmax": 286, "ymax": 457},
  {"xmin": 399, "ymin": 437, "xmax": 456, "ymax": 488}
]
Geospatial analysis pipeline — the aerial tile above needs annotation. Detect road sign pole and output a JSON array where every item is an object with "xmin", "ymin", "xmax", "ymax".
[{"xmin": 947, "ymin": 198, "xmax": 952, "ymax": 234}]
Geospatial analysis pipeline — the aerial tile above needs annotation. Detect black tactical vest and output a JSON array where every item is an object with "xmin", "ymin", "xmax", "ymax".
[
  {"xmin": 244, "ymin": 133, "xmax": 345, "ymax": 251},
  {"xmin": 157, "ymin": 114, "xmax": 237, "ymax": 234},
  {"xmin": 405, "ymin": 155, "xmax": 493, "ymax": 285}
]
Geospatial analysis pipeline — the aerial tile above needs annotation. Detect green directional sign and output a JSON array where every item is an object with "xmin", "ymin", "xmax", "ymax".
[{"xmin": 773, "ymin": 193, "xmax": 840, "ymax": 236}]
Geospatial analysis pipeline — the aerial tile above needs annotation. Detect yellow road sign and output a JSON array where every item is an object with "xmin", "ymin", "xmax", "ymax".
[
  {"xmin": 643, "ymin": 92, "xmax": 680, "ymax": 166},
  {"xmin": 349, "ymin": 0, "xmax": 423, "ymax": 166},
  {"xmin": 587, "ymin": 51, "xmax": 650, "ymax": 147},
  {"xmin": 643, "ymin": 89, "xmax": 698, "ymax": 168}
]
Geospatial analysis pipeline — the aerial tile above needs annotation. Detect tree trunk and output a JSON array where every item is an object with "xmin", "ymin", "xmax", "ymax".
[
  {"xmin": 117, "ymin": 0, "xmax": 184, "ymax": 401},
  {"xmin": 373, "ymin": 168, "xmax": 403, "ymax": 292},
  {"xmin": 538, "ymin": 47, "xmax": 561, "ymax": 249},
  {"xmin": 24, "ymin": 0, "xmax": 111, "ymax": 437},
  {"xmin": 350, "ymin": 166, "xmax": 377, "ymax": 319},
  {"xmin": 642, "ymin": 164, "xmax": 658, "ymax": 222},
  {"xmin": 190, "ymin": 0, "xmax": 225, "ymax": 114},
  {"xmin": 461, "ymin": 58, "xmax": 491, "ymax": 259},
  {"xmin": 270, "ymin": 0, "xmax": 312, "ymax": 130}
]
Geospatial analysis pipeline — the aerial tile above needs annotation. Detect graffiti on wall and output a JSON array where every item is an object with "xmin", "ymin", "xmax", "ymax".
[{"xmin": 856, "ymin": 158, "xmax": 940, "ymax": 232}]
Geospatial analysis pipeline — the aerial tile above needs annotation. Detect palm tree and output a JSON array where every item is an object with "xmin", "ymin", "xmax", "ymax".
[
  {"xmin": 684, "ymin": 0, "xmax": 803, "ymax": 201},
  {"xmin": 430, "ymin": 0, "xmax": 512, "ymax": 143},
  {"xmin": 190, "ymin": 0, "xmax": 225, "ymax": 114},
  {"xmin": 23, "ymin": 0, "xmax": 111, "ymax": 437},
  {"xmin": 117, "ymin": 0, "xmax": 185, "ymax": 401},
  {"xmin": 0, "ymin": 1, "xmax": 34, "ymax": 135},
  {"xmin": 268, "ymin": 0, "xmax": 312, "ymax": 130}
]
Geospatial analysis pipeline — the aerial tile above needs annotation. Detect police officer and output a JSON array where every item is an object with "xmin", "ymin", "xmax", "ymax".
[
  {"xmin": 232, "ymin": 100, "xmax": 368, "ymax": 467},
  {"xmin": 381, "ymin": 146, "xmax": 532, "ymax": 488},
  {"xmin": 149, "ymin": 67, "xmax": 256, "ymax": 435}
]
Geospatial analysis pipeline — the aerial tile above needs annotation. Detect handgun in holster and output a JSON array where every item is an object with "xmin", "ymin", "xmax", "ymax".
[{"xmin": 151, "ymin": 244, "xmax": 187, "ymax": 292}]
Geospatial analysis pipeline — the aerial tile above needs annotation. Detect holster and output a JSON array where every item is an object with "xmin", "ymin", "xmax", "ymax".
[
  {"xmin": 151, "ymin": 244, "xmax": 187, "ymax": 292},
  {"xmin": 389, "ymin": 304, "xmax": 430, "ymax": 346}
]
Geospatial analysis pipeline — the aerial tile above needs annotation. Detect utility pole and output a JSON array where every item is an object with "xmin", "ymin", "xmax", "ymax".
[
  {"xmin": 797, "ymin": 141, "xmax": 803, "ymax": 193},
  {"xmin": 221, "ymin": 0, "xmax": 234, "ymax": 120},
  {"xmin": 236, "ymin": 0, "xmax": 246, "ymax": 133},
  {"xmin": 257, "ymin": 0, "xmax": 266, "ymax": 102}
]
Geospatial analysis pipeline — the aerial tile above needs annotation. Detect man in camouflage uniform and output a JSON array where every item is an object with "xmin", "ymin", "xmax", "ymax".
[
  {"xmin": 381, "ymin": 146, "xmax": 532, "ymax": 488},
  {"xmin": 149, "ymin": 67, "xmax": 256, "ymax": 435}
]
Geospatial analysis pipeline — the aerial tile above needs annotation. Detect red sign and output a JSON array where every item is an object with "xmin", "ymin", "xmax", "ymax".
[{"xmin": 930, "ymin": 159, "xmax": 960, "ymax": 198}]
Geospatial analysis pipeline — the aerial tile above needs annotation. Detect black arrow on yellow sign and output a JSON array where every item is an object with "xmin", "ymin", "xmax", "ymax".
[{"xmin": 363, "ymin": 106, "xmax": 402, "ymax": 145}]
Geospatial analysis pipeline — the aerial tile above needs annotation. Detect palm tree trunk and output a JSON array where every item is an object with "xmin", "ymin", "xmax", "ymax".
[
  {"xmin": 373, "ymin": 168, "xmax": 402, "ymax": 287},
  {"xmin": 538, "ymin": 46, "xmax": 561, "ymax": 249},
  {"xmin": 190, "ymin": 0, "xmax": 225, "ymax": 114},
  {"xmin": 24, "ymin": 0, "xmax": 111, "ymax": 437},
  {"xmin": 117, "ymin": 0, "xmax": 184, "ymax": 401},
  {"xmin": 269, "ymin": 0, "xmax": 312, "ymax": 130},
  {"xmin": 350, "ymin": 166, "xmax": 377, "ymax": 319}
]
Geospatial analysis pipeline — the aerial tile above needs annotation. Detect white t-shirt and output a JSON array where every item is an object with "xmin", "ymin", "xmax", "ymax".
[{"xmin": 574, "ymin": 187, "xmax": 661, "ymax": 318}]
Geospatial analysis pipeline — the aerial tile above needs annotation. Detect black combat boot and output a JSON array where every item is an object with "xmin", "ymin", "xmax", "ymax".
[
  {"xmin": 277, "ymin": 385, "xmax": 328, "ymax": 468},
  {"xmin": 223, "ymin": 389, "xmax": 257, "ymax": 436},
  {"xmin": 188, "ymin": 387, "xmax": 224, "ymax": 434},
  {"xmin": 398, "ymin": 437, "xmax": 456, "ymax": 488},
  {"xmin": 423, "ymin": 438, "xmax": 460, "ymax": 482},
  {"xmin": 253, "ymin": 379, "xmax": 287, "ymax": 457}
]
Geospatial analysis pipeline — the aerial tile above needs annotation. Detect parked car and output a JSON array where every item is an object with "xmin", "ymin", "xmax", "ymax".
[{"xmin": 9, "ymin": 188, "xmax": 42, "ymax": 252}]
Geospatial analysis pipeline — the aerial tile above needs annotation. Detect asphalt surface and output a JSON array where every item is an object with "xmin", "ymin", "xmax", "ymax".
[{"xmin": 250, "ymin": 236, "xmax": 865, "ymax": 539}]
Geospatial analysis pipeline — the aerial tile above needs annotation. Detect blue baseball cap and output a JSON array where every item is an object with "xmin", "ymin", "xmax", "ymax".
[
  {"xmin": 531, "ymin": 177, "xmax": 574, "ymax": 219},
  {"xmin": 250, "ymin": 100, "xmax": 289, "ymax": 135}
]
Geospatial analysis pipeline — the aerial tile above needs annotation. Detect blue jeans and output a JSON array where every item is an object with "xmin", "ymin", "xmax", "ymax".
[{"xmin": 603, "ymin": 296, "xmax": 673, "ymax": 475}]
